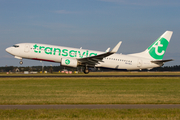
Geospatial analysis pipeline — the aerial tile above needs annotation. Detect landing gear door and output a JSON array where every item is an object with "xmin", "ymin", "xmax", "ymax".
[{"xmin": 24, "ymin": 44, "xmax": 30, "ymax": 53}]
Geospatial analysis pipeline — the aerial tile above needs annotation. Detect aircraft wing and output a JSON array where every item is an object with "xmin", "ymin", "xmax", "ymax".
[{"xmin": 78, "ymin": 41, "xmax": 122, "ymax": 66}]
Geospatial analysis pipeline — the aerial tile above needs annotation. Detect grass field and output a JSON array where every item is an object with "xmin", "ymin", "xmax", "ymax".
[
  {"xmin": 1, "ymin": 76, "xmax": 180, "ymax": 119},
  {"xmin": 0, "ymin": 109, "xmax": 180, "ymax": 120},
  {"xmin": 0, "ymin": 77, "xmax": 180, "ymax": 104}
]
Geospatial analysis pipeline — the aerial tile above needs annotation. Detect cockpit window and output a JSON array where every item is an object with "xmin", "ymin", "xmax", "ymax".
[{"xmin": 13, "ymin": 45, "xmax": 19, "ymax": 48}]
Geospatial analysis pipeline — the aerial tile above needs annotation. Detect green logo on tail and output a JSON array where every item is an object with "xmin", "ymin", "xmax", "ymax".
[{"xmin": 148, "ymin": 37, "xmax": 169, "ymax": 60}]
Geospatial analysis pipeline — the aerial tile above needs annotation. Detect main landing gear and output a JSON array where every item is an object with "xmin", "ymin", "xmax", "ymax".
[
  {"xmin": 84, "ymin": 69, "xmax": 89, "ymax": 74},
  {"xmin": 83, "ymin": 66, "xmax": 89, "ymax": 74}
]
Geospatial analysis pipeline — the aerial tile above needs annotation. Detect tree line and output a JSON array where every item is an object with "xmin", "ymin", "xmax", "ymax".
[{"xmin": 1, "ymin": 65, "xmax": 180, "ymax": 73}]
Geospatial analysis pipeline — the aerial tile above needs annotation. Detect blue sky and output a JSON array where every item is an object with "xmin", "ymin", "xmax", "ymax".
[{"xmin": 0, "ymin": 0, "xmax": 180, "ymax": 67}]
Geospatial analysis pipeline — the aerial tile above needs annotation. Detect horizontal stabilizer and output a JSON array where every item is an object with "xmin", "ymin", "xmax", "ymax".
[{"xmin": 151, "ymin": 59, "xmax": 174, "ymax": 64}]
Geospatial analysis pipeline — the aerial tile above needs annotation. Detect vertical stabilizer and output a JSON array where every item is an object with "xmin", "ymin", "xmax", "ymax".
[
  {"xmin": 129, "ymin": 31, "xmax": 173, "ymax": 60},
  {"xmin": 147, "ymin": 31, "xmax": 173, "ymax": 60}
]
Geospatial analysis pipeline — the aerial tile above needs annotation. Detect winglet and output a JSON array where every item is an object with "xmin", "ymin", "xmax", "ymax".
[
  {"xmin": 105, "ymin": 47, "xmax": 110, "ymax": 52},
  {"xmin": 110, "ymin": 41, "xmax": 122, "ymax": 53}
]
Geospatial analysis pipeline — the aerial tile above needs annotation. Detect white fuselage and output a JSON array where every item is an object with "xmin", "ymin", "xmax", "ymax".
[{"xmin": 6, "ymin": 43, "xmax": 161, "ymax": 70}]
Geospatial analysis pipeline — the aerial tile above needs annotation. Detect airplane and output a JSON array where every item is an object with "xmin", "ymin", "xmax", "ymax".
[{"xmin": 6, "ymin": 31, "xmax": 173, "ymax": 74}]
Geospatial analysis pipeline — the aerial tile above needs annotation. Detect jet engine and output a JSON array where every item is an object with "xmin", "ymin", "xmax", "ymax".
[{"xmin": 61, "ymin": 58, "xmax": 78, "ymax": 67}]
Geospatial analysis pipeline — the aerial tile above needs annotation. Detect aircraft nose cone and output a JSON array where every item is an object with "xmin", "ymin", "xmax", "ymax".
[{"xmin": 6, "ymin": 47, "xmax": 12, "ymax": 53}]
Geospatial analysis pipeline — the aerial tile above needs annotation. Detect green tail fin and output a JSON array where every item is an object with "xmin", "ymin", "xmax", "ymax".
[{"xmin": 147, "ymin": 31, "xmax": 173, "ymax": 60}]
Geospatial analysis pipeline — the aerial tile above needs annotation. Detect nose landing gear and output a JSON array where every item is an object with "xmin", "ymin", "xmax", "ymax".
[{"xmin": 19, "ymin": 60, "xmax": 23, "ymax": 65}]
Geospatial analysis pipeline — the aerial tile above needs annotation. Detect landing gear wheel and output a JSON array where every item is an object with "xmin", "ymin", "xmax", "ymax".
[
  {"xmin": 19, "ymin": 61, "xmax": 23, "ymax": 65},
  {"xmin": 84, "ymin": 69, "xmax": 89, "ymax": 74}
]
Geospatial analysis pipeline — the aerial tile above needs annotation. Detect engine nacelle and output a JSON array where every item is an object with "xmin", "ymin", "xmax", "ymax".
[{"xmin": 61, "ymin": 58, "xmax": 78, "ymax": 68}]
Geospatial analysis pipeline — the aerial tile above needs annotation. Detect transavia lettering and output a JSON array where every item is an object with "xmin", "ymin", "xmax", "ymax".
[{"xmin": 33, "ymin": 44, "xmax": 97, "ymax": 58}]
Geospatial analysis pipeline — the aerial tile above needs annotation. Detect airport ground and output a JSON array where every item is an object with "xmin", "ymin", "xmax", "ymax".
[{"xmin": 0, "ymin": 72, "xmax": 180, "ymax": 119}]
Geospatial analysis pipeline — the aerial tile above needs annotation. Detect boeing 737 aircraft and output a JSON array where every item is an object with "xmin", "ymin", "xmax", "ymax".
[{"xmin": 6, "ymin": 31, "xmax": 173, "ymax": 74}]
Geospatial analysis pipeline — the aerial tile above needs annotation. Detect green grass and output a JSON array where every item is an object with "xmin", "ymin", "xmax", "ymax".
[
  {"xmin": 0, "ymin": 109, "xmax": 180, "ymax": 120},
  {"xmin": 0, "ymin": 77, "xmax": 180, "ymax": 104}
]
